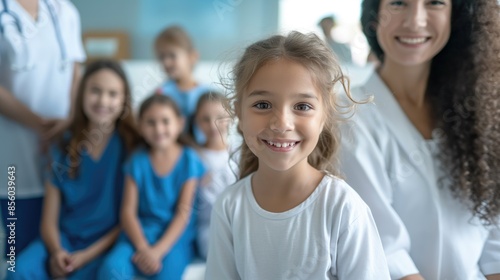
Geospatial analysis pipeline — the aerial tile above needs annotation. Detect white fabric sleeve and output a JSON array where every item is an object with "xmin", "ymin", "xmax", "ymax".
[
  {"xmin": 205, "ymin": 199, "xmax": 240, "ymax": 280},
  {"xmin": 479, "ymin": 226, "xmax": 500, "ymax": 276},
  {"xmin": 339, "ymin": 121, "xmax": 419, "ymax": 279},
  {"xmin": 335, "ymin": 206, "xmax": 391, "ymax": 280},
  {"xmin": 63, "ymin": 1, "xmax": 86, "ymax": 62},
  {"xmin": 196, "ymin": 180, "xmax": 214, "ymax": 260}
]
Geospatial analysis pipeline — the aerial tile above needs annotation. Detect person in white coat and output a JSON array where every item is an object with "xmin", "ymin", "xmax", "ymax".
[
  {"xmin": 0, "ymin": 0, "xmax": 85, "ymax": 254},
  {"xmin": 339, "ymin": 0, "xmax": 500, "ymax": 279}
]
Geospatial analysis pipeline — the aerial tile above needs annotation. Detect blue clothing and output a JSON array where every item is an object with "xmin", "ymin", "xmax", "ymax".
[
  {"xmin": 6, "ymin": 237, "xmax": 105, "ymax": 280},
  {"xmin": 98, "ymin": 233, "xmax": 194, "ymax": 280},
  {"xmin": 158, "ymin": 80, "xmax": 210, "ymax": 144},
  {"xmin": 7, "ymin": 130, "xmax": 127, "ymax": 280},
  {"xmin": 50, "ymin": 131, "xmax": 126, "ymax": 249},
  {"xmin": 97, "ymin": 147, "xmax": 205, "ymax": 280},
  {"xmin": 158, "ymin": 80, "xmax": 209, "ymax": 120},
  {"xmin": 1, "ymin": 197, "xmax": 43, "ymax": 254}
]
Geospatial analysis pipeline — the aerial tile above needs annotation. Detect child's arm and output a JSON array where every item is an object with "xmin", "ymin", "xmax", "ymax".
[
  {"xmin": 40, "ymin": 182, "xmax": 63, "ymax": 254},
  {"xmin": 40, "ymin": 182, "xmax": 72, "ymax": 277},
  {"xmin": 152, "ymin": 178, "xmax": 197, "ymax": 256},
  {"xmin": 67, "ymin": 226, "xmax": 120, "ymax": 271},
  {"xmin": 121, "ymin": 175, "xmax": 150, "ymax": 250},
  {"xmin": 204, "ymin": 196, "xmax": 239, "ymax": 280}
]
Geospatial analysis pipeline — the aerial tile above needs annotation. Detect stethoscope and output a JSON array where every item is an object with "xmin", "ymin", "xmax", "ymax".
[{"xmin": 0, "ymin": 0, "xmax": 68, "ymax": 71}]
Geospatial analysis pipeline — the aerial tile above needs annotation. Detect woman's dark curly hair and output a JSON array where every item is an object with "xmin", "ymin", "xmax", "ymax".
[{"xmin": 362, "ymin": 0, "xmax": 500, "ymax": 225}]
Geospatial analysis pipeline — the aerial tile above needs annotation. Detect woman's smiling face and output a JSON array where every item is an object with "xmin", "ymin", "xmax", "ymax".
[{"xmin": 376, "ymin": 0, "xmax": 452, "ymax": 66}]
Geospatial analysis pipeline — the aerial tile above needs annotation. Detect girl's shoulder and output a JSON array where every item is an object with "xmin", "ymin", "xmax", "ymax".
[
  {"xmin": 49, "ymin": 130, "xmax": 73, "ymax": 159},
  {"xmin": 319, "ymin": 174, "xmax": 371, "ymax": 214},
  {"xmin": 126, "ymin": 146, "xmax": 150, "ymax": 165},
  {"xmin": 211, "ymin": 175, "xmax": 248, "ymax": 212},
  {"xmin": 183, "ymin": 146, "xmax": 204, "ymax": 161}
]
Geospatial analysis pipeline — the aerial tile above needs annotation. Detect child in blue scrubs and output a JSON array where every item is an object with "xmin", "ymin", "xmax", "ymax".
[
  {"xmin": 98, "ymin": 94, "xmax": 205, "ymax": 280},
  {"xmin": 154, "ymin": 26, "xmax": 211, "ymax": 143},
  {"xmin": 7, "ymin": 60, "xmax": 140, "ymax": 280}
]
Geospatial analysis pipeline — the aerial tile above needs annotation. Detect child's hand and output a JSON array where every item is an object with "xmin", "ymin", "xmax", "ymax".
[
  {"xmin": 67, "ymin": 249, "xmax": 92, "ymax": 272},
  {"xmin": 49, "ymin": 249, "xmax": 72, "ymax": 278},
  {"xmin": 132, "ymin": 247, "xmax": 163, "ymax": 275}
]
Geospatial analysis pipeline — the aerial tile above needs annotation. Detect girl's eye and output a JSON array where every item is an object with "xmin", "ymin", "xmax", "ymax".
[
  {"xmin": 109, "ymin": 91, "xmax": 118, "ymax": 98},
  {"xmin": 162, "ymin": 118, "xmax": 169, "ymax": 125},
  {"xmin": 389, "ymin": 1, "xmax": 405, "ymax": 6},
  {"xmin": 295, "ymin": 103, "xmax": 312, "ymax": 111},
  {"xmin": 90, "ymin": 87, "xmax": 101, "ymax": 94},
  {"xmin": 253, "ymin": 102, "xmax": 271, "ymax": 110}
]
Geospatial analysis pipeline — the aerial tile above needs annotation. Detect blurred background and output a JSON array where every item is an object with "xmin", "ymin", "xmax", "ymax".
[{"xmin": 73, "ymin": 0, "xmax": 374, "ymax": 108}]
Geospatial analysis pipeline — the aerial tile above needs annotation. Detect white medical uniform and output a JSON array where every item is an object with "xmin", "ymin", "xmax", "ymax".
[
  {"xmin": 0, "ymin": 0, "xmax": 85, "ymax": 198},
  {"xmin": 339, "ymin": 71, "xmax": 500, "ymax": 280},
  {"xmin": 205, "ymin": 173, "xmax": 390, "ymax": 280}
]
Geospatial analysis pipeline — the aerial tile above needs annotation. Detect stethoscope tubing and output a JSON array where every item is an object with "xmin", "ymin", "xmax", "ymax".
[{"xmin": 0, "ymin": 0, "xmax": 67, "ymax": 65}]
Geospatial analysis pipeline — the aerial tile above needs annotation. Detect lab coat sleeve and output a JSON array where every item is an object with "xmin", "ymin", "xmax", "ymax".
[
  {"xmin": 479, "ymin": 226, "xmax": 500, "ymax": 276},
  {"xmin": 339, "ymin": 119, "xmax": 419, "ymax": 279},
  {"xmin": 205, "ymin": 198, "xmax": 240, "ymax": 280},
  {"xmin": 335, "ymin": 204, "xmax": 391, "ymax": 280},
  {"xmin": 63, "ymin": 1, "xmax": 86, "ymax": 62}
]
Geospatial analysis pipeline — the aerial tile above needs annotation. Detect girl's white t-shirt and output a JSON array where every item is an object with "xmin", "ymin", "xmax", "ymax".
[{"xmin": 205, "ymin": 173, "xmax": 390, "ymax": 280}]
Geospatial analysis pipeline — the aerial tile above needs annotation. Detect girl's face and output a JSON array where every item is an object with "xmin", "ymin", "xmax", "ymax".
[
  {"xmin": 376, "ymin": 0, "xmax": 452, "ymax": 67},
  {"xmin": 156, "ymin": 44, "xmax": 196, "ymax": 81},
  {"xmin": 139, "ymin": 104, "xmax": 184, "ymax": 150},
  {"xmin": 196, "ymin": 101, "xmax": 230, "ymax": 142},
  {"xmin": 238, "ymin": 59, "xmax": 325, "ymax": 173},
  {"xmin": 83, "ymin": 69, "xmax": 125, "ymax": 127}
]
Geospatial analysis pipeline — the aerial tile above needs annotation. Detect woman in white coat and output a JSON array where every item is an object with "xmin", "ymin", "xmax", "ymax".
[{"xmin": 339, "ymin": 0, "xmax": 500, "ymax": 279}]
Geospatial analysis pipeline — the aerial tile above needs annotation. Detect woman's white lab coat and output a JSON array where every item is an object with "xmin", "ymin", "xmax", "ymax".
[{"xmin": 339, "ymin": 72, "xmax": 500, "ymax": 280}]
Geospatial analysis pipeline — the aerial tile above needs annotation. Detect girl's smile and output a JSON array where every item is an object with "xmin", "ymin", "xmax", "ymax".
[{"xmin": 238, "ymin": 58, "xmax": 325, "ymax": 173}]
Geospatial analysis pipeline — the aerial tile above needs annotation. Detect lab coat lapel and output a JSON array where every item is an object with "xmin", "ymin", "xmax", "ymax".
[{"xmin": 362, "ymin": 72, "xmax": 435, "ymax": 186}]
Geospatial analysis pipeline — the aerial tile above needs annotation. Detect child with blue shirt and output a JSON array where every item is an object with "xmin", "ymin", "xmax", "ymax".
[
  {"xmin": 154, "ymin": 26, "xmax": 210, "ymax": 144},
  {"xmin": 7, "ymin": 60, "xmax": 140, "ymax": 280},
  {"xmin": 98, "ymin": 94, "xmax": 205, "ymax": 280}
]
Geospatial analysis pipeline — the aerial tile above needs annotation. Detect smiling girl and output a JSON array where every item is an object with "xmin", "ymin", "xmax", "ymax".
[
  {"xmin": 8, "ymin": 60, "xmax": 139, "ymax": 280},
  {"xmin": 205, "ymin": 32, "xmax": 390, "ymax": 280}
]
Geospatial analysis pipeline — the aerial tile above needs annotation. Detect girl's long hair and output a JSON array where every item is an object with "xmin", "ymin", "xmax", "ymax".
[
  {"xmin": 59, "ymin": 59, "xmax": 140, "ymax": 178},
  {"xmin": 225, "ymin": 31, "xmax": 352, "ymax": 179}
]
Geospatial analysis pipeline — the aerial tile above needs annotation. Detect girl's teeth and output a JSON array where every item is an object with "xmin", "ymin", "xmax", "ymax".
[
  {"xmin": 266, "ymin": 140, "xmax": 296, "ymax": 148},
  {"xmin": 399, "ymin": 37, "xmax": 427, "ymax": 44}
]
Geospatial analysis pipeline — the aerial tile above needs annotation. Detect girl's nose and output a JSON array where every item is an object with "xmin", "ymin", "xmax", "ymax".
[{"xmin": 269, "ymin": 109, "xmax": 294, "ymax": 134}]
